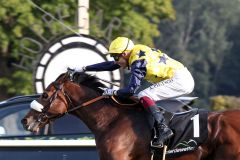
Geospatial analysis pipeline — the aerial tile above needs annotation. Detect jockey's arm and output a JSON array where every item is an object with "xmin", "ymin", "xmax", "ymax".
[
  {"xmin": 85, "ymin": 61, "xmax": 121, "ymax": 71},
  {"xmin": 116, "ymin": 60, "xmax": 146, "ymax": 97}
]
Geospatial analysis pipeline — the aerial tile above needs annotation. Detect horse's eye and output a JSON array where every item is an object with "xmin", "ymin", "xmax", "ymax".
[{"xmin": 42, "ymin": 93, "xmax": 48, "ymax": 99}]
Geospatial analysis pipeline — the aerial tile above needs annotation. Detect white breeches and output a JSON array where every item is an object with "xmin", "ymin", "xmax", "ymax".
[{"xmin": 138, "ymin": 67, "xmax": 195, "ymax": 101}]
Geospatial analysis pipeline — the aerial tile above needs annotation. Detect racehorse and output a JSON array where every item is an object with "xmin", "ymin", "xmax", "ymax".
[{"xmin": 21, "ymin": 70, "xmax": 240, "ymax": 160}]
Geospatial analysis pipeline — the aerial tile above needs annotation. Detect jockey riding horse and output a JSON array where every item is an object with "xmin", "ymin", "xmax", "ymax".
[{"xmin": 74, "ymin": 37, "xmax": 195, "ymax": 148}]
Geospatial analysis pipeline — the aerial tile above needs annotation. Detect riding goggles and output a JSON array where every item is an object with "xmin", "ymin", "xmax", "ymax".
[{"xmin": 110, "ymin": 53, "xmax": 122, "ymax": 61}]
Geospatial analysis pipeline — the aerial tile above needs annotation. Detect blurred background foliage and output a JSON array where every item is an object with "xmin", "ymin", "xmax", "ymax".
[
  {"xmin": 0, "ymin": 0, "xmax": 77, "ymax": 99},
  {"xmin": 210, "ymin": 96, "xmax": 240, "ymax": 111},
  {"xmin": 156, "ymin": 0, "xmax": 240, "ymax": 109},
  {"xmin": 0, "ymin": 0, "xmax": 240, "ymax": 110},
  {"xmin": 0, "ymin": 0, "xmax": 174, "ymax": 99}
]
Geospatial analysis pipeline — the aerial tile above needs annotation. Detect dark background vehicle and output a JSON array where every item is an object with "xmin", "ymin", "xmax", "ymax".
[
  {"xmin": 0, "ymin": 94, "xmax": 196, "ymax": 160},
  {"xmin": 0, "ymin": 94, "xmax": 98, "ymax": 160}
]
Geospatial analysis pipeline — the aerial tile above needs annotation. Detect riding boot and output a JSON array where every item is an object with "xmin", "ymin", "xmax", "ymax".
[{"xmin": 148, "ymin": 105, "xmax": 174, "ymax": 148}]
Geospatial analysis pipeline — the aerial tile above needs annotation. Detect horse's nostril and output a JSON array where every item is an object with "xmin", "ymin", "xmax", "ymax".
[{"xmin": 21, "ymin": 118, "xmax": 28, "ymax": 125}]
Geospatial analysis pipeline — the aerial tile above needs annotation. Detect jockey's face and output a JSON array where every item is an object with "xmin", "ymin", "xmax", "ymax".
[{"xmin": 115, "ymin": 51, "xmax": 131, "ymax": 69}]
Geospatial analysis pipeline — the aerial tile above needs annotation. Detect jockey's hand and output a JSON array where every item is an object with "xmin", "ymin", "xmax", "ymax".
[
  {"xmin": 68, "ymin": 66, "xmax": 85, "ymax": 74},
  {"xmin": 75, "ymin": 66, "xmax": 86, "ymax": 73},
  {"xmin": 67, "ymin": 67, "xmax": 85, "ymax": 81},
  {"xmin": 99, "ymin": 87, "xmax": 117, "ymax": 96},
  {"xmin": 67, "ymin": 67, "xmax": 75, "ymax": 76}
]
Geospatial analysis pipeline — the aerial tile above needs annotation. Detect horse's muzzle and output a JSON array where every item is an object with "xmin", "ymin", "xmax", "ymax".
[{"xmin": 21, "ymin": 117, "xmax": 40, "ymax": 133}]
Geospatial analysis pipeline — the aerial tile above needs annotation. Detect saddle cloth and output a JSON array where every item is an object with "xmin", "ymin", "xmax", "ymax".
[{"xmin": 152, "ymin": 108, "xmax": 209, "ymax": 158}]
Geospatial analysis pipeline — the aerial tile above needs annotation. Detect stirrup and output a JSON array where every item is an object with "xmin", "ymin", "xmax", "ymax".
[
  {"xmin": 151, "ymin": 129, "xmax": 173, "ymax": 148},
  {"xmin": 151, "ymin": 140, "xmax": 164, "ymax": 148}
]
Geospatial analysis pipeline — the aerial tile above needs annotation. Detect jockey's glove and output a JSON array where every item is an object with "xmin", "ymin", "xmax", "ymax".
[
  {"xmin": 67, "ymin": 67, "xmax": 86, "ymax": 81},
  {"xmin": 67, "ymin": 67, "xmax": 76, "ymax": 77},
  {"xmin": 75, "ymin": 66, "xmax": 86, "ymax": 72},
  {"xmin": 100, "ymin": 87, "xmax": 117, "ymax": 96}
]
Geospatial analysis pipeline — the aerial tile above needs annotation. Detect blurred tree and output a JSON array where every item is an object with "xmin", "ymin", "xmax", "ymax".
[
  {"xmin": 156, "ymin": 0, "xmax": 240, "ymax": 106},
  {"xmin": 90, "ymin": 0, "xmax": 175, "ymax": 46},
  {"xmin": 215, "ymin": 23, "xmax": 240, "ymax": 95},
  {"xmin": 210, "ymin": 95, "xmax": 240, "ymax": 111},
  {"xmin": 0, "ymin": 0, "xmax": 77, "ymax": 99},
  {"xmin": 0, "ymin": 0, "xmax": 175, "ymax": 99}
]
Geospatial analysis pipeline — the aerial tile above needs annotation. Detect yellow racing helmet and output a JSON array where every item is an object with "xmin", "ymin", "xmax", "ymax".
[{"xmin": 109, "ymin": 37, "xmax": 134, "ymax": 54}]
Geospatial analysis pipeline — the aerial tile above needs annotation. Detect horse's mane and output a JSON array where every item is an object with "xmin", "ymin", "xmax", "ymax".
[
  {"xmin": 72, "ymin": 72, "xmax": 106, "ymax": 93},
  {"xmin": 56, "ymin": 72, "xmax": 106, "ymax": 93}
]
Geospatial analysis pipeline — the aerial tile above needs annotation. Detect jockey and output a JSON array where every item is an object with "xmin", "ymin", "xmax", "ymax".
[{"xmin": 76, "ymin": 37, "xmax": 195, "ymax": 148}]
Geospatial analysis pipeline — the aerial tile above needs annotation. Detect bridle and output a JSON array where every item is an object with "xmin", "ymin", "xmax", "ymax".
[{"xmin": 36, "ymin": 73, "xmax": 105, "ymax": 124}]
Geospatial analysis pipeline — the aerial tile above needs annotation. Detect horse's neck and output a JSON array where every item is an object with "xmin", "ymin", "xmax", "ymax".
[
  {"xmin": 75, "ymin": 98, "xmax": 121, "ymax": 135},
  {"xmin": 66, "ymin": 83, "xmax": 144, "ymax": 137}
]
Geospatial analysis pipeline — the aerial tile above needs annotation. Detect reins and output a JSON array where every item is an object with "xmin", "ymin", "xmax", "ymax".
[
  {"xmin": 66, "ymin": 95, "xmax": 105, "ymax": 113},
  {"xmin": 43, "ymin": 96, "xmax": 105, "ymax": 122}
]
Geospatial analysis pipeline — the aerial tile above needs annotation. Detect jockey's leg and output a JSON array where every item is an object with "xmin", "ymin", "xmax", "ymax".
[
  {"xmin": 140, "ymin": 96, "xmax": 173, "ymax": 148},
  {"xmin": 138, "ymin": 68, "xmax": 194, "ymax": 147}
]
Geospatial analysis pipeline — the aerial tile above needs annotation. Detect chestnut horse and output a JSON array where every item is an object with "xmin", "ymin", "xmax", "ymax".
[{"xmin": 22, "ymin": 71, "xmax": 240, "ymax": 160}]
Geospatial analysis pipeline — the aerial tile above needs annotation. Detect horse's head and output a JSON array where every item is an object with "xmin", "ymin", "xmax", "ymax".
[
  {"xmin": 21, "ymin": 69, "xmax": 105, "ymax": 133},
  {"xmin": 21, "ymin": 71, "xmax": 72, "ymax": 132}
]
